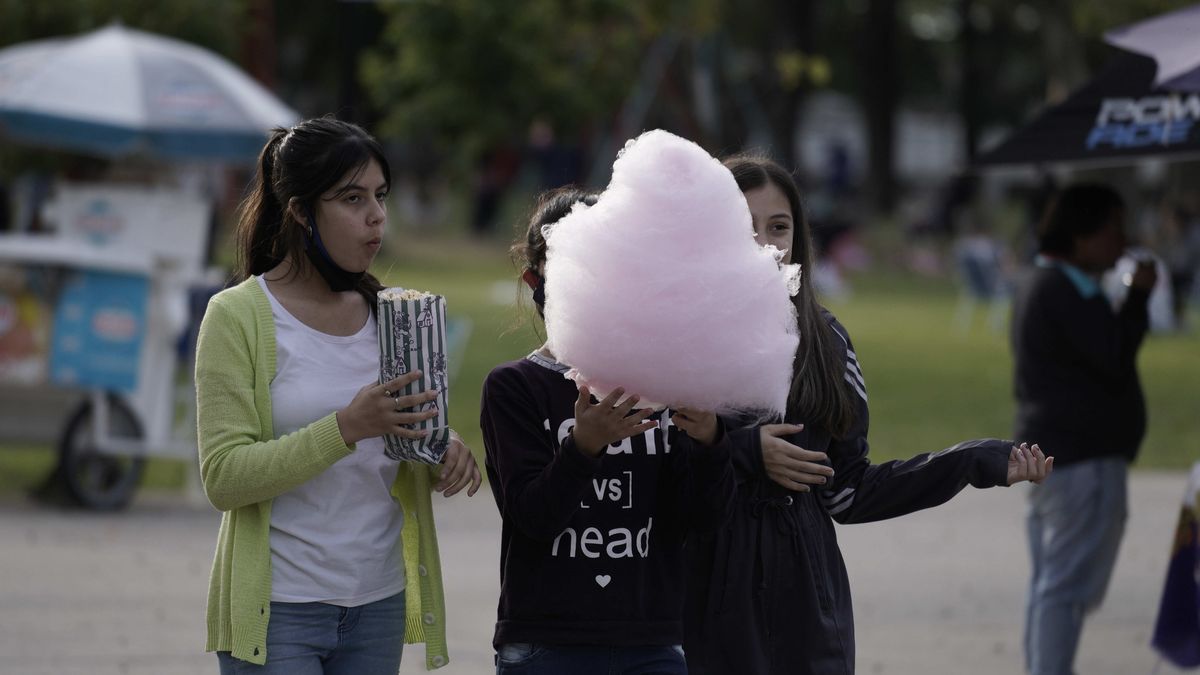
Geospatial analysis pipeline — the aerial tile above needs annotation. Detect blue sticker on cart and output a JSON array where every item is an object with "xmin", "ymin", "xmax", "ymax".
[{"xmin": 49, "ymin": 271, "xmax": 148, "ymax": 392}]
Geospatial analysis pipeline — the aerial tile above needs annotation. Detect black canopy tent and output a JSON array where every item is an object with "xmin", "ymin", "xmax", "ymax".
[{"xmin": 976, "ymin": 54, "xmax": 1200, "ymax": 168}]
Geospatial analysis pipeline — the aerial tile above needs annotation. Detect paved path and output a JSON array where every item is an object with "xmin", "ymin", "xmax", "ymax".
[{"xmin": 0, "ymin": 471, "xmax": 1190, "ymax": 674}]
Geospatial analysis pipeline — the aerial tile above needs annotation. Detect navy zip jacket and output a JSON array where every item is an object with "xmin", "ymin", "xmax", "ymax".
[
  {"xmin": 683, "ymin": 312, "xmax": 1012, "ymax": 675},
  {"xmin": 1011, "ymin": 264, "xmax": 1149, "ymax": 467},
  {"xmin": 481, "ymin": 353, "xmax": 735, "ymax": 649}
]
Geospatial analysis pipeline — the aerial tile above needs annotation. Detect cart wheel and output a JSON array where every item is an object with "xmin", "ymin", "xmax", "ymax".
[{"xmin": 57, "ymin": 394, "xmax": 146, "ymax": 511}]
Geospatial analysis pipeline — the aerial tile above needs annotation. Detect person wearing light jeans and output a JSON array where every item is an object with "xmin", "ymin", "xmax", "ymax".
[{"xmin": 1011, "ymin": 183, "xmax": 1155, "ymax": 675}]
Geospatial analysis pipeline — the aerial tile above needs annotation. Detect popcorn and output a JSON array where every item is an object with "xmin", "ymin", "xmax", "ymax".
[{"xmin": 377, "ymin": 288, "xmax": 450, "ymax": 463}]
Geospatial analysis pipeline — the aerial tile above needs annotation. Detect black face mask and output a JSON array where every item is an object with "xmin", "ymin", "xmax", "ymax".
[
  {"xmin": 532, "ymin": 282, "xmax": 546, "ymax": 318},
  {"xmin": 523, "ymin": 269, "xmax": 546, "ymax": 318},
  {"xmin": 303, "ymin": 211, "xmax": 364, "ymax": 292}
]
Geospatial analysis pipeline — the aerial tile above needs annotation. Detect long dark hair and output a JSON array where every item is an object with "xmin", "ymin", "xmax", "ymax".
[
  {"xmin": 512, "ymin": 186, "xmax": 599, "ymax": 279},
  {"xmin": 233, "ymin": 116, "xmax": 390, "ymax": 309},
  {"xmin": 723, "ymin": 153, "xmax": 857, "ymax": 437},
  {"xmin": 507, "ymin": 186, "xmax": 598, "ymax": 334}
]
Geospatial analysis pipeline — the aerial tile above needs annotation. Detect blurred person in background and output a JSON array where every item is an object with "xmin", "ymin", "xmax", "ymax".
[
  {"xmin": 195, "ymin": 116, "xmax": 481, "ymax": 674},
  {"xmin": 1165, "ymin": 204, "xmax": 1200, "ymax": 329},
  {"xmin": 1012, "ymin": 183, "xmax": 1155, "ymax": 675}
]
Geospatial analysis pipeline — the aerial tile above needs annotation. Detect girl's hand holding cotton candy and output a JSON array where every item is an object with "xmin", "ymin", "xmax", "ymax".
[
  {"xmin": 671, "ymin": 407, "xmax": 719, "ymax": 446},
  {"xmin": 335, "ymin": 370, "xmax": 439, "ymax": 446},
  {"xmin": 571, "ymin": 385, "xmax": 658, "ymax": 457}
]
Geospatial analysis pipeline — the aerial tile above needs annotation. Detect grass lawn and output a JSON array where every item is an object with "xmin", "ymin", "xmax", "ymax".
[{"xmin": 1, "ymin": 232, "xmax": 1196, "ymax": 497}]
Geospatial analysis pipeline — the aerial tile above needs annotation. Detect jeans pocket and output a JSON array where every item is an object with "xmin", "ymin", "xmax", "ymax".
[
  {"xmin": 669, "ymin": 644, "xmax": 686, "ymax": 659},
  {"xmin": 497, "ymin": 642, "xmax": 542, "ymax": 666}
]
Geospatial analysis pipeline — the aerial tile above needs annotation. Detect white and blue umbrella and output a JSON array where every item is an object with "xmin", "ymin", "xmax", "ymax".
[{"xmin": 0, "ymin": 23, "xmax": 299, "ymax": 161}]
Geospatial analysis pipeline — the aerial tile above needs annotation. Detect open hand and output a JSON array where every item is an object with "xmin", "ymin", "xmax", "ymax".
[
  {"xmin": 760, "ymin": 424, "xmax": 834, "ymax": 493},
  {"xmin": 435, "ymin": 430, "xmax": 482, "ymax": 497},
  {"xmin": 571, "ymin": 386, "xmax": 658, "ymax": 458},
  {"xmin": 1008, "ymin": 442, "xmax": 1053, "ymax": 485}
]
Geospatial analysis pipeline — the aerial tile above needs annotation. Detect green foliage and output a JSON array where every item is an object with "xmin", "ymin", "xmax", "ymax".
[
  {"xmin": 361, "ymin": 0, "xmax": 716, "ymax": 171},
  {"xmin": 0, "ymin": 0, "xmax": 248, "ymax": 55},
  {"xmin": 1071, "ymin": 0, "xmax": 1199, "ymax": 40}
]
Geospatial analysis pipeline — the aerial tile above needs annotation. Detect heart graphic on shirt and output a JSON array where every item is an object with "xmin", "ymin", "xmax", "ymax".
[{"xmin": 595, "ymin": 574, "xmax": 612, "ymax": 588}]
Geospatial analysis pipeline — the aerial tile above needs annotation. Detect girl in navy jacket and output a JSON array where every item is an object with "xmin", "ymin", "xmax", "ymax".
[{"xmin": 681, "ymin": 155, "xmax": 1053, "ymax": 675}]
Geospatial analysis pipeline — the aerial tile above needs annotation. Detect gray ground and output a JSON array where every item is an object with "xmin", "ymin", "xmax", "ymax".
[{"xmin": 0, "ymin": 470, "xmax": 1190, "ymax": 675}]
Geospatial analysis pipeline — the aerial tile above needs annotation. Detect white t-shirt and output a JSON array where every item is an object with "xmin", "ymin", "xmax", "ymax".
[{"xmin": 257, "ymin": 276, "xmax": 406, "ymax": 606}]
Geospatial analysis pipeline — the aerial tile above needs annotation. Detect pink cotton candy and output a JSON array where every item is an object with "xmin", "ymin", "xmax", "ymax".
[{"xmin": 543, "ymin": 129, "xmax": 799, "ymax": 416}]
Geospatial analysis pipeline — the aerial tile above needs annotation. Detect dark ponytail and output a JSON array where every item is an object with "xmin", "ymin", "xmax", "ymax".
[
  {"xmin": 232, "ymin": 116, "xmax": 389, "ymax": 310},
  {"xmin": 235, "ymin": 128, "xmax": 290, "ymax": 280},
  {"xmin": 511, "ymin": 186, "xmax": 599, "ymax": 279},
  {"xmin": 505, "ymin": 186, "xmax": 598, "ymax": 336}
]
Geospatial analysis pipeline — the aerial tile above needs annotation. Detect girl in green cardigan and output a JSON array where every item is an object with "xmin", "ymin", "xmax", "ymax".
[{"xmin": 195, "ymin": 116, "xmax": 481, "ymax": 673}]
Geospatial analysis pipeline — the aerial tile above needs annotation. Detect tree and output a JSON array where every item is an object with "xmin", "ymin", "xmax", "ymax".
[
  {"xmin": 0, "ymin": 0, "xmax": 247, "ymax": 56},
  {"xmin": 362, "ymin": 0, "xmax": 673, "ymax": 174}
]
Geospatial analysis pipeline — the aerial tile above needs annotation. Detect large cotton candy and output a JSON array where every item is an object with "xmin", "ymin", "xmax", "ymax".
[{"xmin": 543, "ymin": 129, "xmax": 799, "ymax": 416}]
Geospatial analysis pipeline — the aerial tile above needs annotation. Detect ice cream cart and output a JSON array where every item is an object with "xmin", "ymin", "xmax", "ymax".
[{"xmin": 0, "ymin": 182, "xmax": 222, "ymax": 508}]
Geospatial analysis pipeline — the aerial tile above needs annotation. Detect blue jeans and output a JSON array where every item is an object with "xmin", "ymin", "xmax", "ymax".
[
  {"xmin": 217, "ymin": 591, "xmax": 406, "ymax": 675},
  {"xmin": 1024, "ymin": 459, "xmax": 1127, "ymax": 675},
  {"xmin": 495, "ymin": 643, "xmax": 687, "ymax": 675}
]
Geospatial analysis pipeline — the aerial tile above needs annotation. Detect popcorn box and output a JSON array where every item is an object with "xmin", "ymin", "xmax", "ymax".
[{"xmin": 377, "ymin": 288, "xmax": 451, "ymax": 463}]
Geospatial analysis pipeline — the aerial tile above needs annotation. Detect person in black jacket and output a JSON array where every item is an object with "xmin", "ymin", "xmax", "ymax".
[
  {"xmin": 1013, "ymin": 184, "xmax": 1155, "ymax": 675},
  {"xmin": 480, "ymin": 188, "xmax": 736, "ymax": 674},
  {"xmin": 682, "ymin": 154, "xmax": 1053, "ymax": 675}
]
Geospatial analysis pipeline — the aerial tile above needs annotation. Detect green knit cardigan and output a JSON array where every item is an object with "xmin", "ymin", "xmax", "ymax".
[{"xmin": 195, "ymin": 277, "xmax": 449, "ymax": 669}]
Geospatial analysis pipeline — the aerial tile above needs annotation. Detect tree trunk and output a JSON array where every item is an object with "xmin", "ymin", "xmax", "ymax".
[
  {"xmin": 1040, "ymin": 0, "xmax": 1088, "ymax": 104},
  {"xmin": 862, "ymin": 0, "xmax": 898, "ymax": 211},
  {"xmin": 764, "ymin": 0, "xmax": 813, "ymax": 171},
  {"xmin": 960, "ymin": 0, "xmax": 980, "ymax": 163}
]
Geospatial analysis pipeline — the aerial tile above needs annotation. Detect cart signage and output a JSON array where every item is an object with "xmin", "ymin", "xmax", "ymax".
[{"xmin": 49, "ymin": 270, "xmax": 147, "ymax": 392}]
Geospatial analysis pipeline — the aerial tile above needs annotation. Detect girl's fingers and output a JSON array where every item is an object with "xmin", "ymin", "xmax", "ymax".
[
  {"xmin": 381, "ymin": 370, "xmax": 423, "ymax": 393},
  {"xmin": 630, "ymin": 407, "xmax": 655, "ymax": 421},
  {"xmin": 393, "ymin": 389, "xmax": 438, "ymax": 411},
  {"xmin": 614, "ymin": 394, "xmax": 641, "ymax": 417},
  {"xmin": 442, "ymin": 465, "xmax": 468, "ymax": 496},
  {"xmin": 466, "ymin": 464, "xmax": 483, "ymax": 497},
  {"xmin": 768, "ymin": 473, "xmax": 810, "ymax": 492},
  {"xmin": 784, "ymin": 467, "xmax": 831, "ymax": 485},
  {"xmin": 392, "ymin": 427, "xmax": 430, "ymax": 440},
  {"xmin": 394, "ymin": 410, "xmax": 438, "ymax": 426},
  {"xmin": 762, "ymin": 423, "xmax": 804, "ymax": 438},
  {"xmin": 764, "ymin": 436, "xmax": 827, "ymax": 464},
  {"xmin": 776, "ymin": 453, "xmax": 833, "ymax": 476},
  {"xmin": 597, "ymin": 387, "xmax": 625, "ymax": 408},
  {"xmin": 1032, "ymin": 444, "xmax": 1047, "ymax": 481},
  {"xmin": 574, "ymin": 386, "xmax": 591, "ymax": 416},
  {"xmin": 631, "ymin": 420, "xmax": 658, "ymax": 436},
  {"xmin": 438, "ymin": 446, "xmax": 469, "ymax": 493}
]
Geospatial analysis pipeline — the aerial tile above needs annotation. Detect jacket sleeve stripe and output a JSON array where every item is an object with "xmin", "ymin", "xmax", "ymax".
[
  {"xmin": 844, "ymin": 372, "xmax": 868, "ymax": 402},
  {"xmin": 825, "ymin": 494, "xmax": 856, "ymax": 516}
]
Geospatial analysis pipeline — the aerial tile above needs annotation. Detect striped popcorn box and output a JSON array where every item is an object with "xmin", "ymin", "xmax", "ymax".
[{"xmin": 377, "ymin": 288, "xmax": 451, "ymax": 464}]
